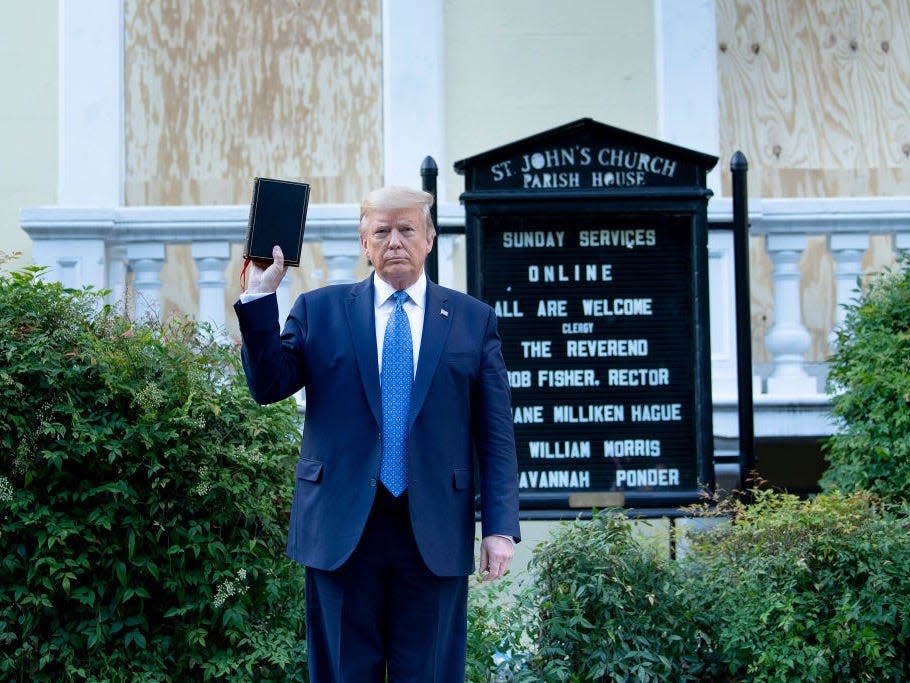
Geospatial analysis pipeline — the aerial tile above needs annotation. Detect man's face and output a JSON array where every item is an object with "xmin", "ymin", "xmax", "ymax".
[{"xmin": 361, "ymin": 207, "xmax": 434, "ymax": 290}]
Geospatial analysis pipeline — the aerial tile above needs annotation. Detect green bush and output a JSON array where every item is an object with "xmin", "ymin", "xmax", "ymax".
[
  {"xmin": 688, "ymin": 490, "xmax": 910, "ymax": 681},
  {"xmin": 0, "ymin": 266, "xmax": 307, "ymax": 681},
  {"xmin": 822, "ymin": 255, "xmax": 910, "ymax": 501},
  {"xmin": 468, "ymin": 512, "xmax": 708, "ymax": 682},
  {"xmin": 466, "ymin": 492, "xmax": 910, "ymax": 682},
  {"xmin": 466, "ymin": 575, "xmax": 530, "ymax": 682}
]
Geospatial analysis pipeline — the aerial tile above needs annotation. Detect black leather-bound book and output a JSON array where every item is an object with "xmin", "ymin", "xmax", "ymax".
[{"xmin": 244, "ymin": 177, "xmax": 310, "ymax": 267}]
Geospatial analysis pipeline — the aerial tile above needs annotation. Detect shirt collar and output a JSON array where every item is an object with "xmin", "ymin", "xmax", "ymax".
[{"xmin": 373, "ymin": 271, "xmax": 426, "ymax": 309}]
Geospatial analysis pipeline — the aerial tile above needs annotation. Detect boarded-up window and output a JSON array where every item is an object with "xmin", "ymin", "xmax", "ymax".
[{"xmin": 124, "ymin": 0, "xmax": 382, "ymax": 206}]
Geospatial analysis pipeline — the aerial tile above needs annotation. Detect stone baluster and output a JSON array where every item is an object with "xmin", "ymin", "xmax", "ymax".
[
  {"xmin": 764, "ymin": 233, "xmax": 816, "ymax": 394},
  {"xmin": 127, "ymin": 243, "xmax": 166, "ymax": 321},
  {"xmin": 896, "ymin": 230, "xmax": 910, "ymax": 257},
  {"xmin": 105, "ymin": 244, "xmax": 128, "ymax": 314},
  {"xmin": 321, "ymin": 236, "xmax": 362, "ymax": 285},
  {"xmin": 436, "ymin": 234, "xmax": 461, "ymax": 289},
  {"xmin": 275, "ymin": 278, "xmax": 292, "ymax": 329},
  {"xmin": 191, "ymin": 241, "xmax": 231, "ymax": 334},
  {"xmin": 827, "ymin": 233, "xmax": 868, "ymax": 352}
]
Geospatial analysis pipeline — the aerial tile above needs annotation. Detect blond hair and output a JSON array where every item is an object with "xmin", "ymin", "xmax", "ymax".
[{"xmin": 359, "ymin": 186, "xmax": 436, "ymax": 237}]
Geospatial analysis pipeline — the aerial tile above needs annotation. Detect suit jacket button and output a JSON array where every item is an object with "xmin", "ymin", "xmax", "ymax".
[{"xmin": 369, "ymin": 478, "xmax": 377, "ymax": 487}]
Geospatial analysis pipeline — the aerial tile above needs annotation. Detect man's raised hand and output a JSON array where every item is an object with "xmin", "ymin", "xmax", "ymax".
[{"xmin": 246, "ymin": 245, "xmax": 288, "ymax": 294}]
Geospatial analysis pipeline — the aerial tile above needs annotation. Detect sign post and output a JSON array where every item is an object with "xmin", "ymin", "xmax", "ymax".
[{"xmin": 455, "ymin": 119, "xmax": 718, "ymax": 511}]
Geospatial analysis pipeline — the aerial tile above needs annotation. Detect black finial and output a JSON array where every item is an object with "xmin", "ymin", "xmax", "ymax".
[{"xmin": 731, "ymin": 150, "xmax": 748, "ymax": 171}]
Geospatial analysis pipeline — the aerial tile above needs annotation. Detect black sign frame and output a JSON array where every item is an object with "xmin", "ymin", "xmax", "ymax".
[{"xmin": 456, "ymin": 119, "xmax": 718, "ymax": 510}]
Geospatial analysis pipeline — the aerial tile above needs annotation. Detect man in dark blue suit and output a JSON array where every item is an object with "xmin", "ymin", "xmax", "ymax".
[{"xmin": 234, "ymin": 186, "xmax": 520, "ymax": 681}]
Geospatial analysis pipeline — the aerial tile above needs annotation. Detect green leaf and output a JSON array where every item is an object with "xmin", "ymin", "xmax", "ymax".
[{"xmin": 124, "ymin": 630, "xmax": 147, "ymax": 649}]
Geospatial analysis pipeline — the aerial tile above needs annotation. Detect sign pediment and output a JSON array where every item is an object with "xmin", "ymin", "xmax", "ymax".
[{"xmin": 454, "ymin": 118, "xmax": 718, "ymax": 194}]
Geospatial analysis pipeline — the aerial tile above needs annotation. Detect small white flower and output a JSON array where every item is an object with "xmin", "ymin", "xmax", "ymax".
[
  {"xmin": 193, "ymin": 466, "xmax": 212, "ymax": 496},
  {"xmin": 212, "ymin": 567, "xmax": 249, "ymax": 608},
  {"xmin": 0, "ymin": 476, "xmax": 13, "ymax": 502},
  {"xmin": 213, "ymin": 580, "xmax": 236, "ymax": 608},
  {"xmin": 134, "ymin": 382, "xmax": 164, "ymax": 411},
  {"xmin": 233, "ymin": 445, "xmax": 264, "ymax": 465}
]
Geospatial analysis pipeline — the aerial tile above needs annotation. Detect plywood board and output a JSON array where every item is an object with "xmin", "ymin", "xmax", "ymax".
[
  {"xmin": 125, "ymin": 0, "xmax": 382, "ymax": 206},
  {"xmin": 717, "ymin": 0, "xmax": 910, "ymax": 198}
]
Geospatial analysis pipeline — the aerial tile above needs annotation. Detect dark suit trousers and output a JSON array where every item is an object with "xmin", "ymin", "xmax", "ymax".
[{"xmin": 305, "ymin": 486, "xmax": 468, "ymax": 683}]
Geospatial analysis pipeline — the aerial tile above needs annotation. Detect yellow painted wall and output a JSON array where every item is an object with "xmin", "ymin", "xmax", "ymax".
[
  {"xmin": 443, "ymin": 0, "xmax": 658, "ymax": 203},
  {"xmin": 0, "ymin": 1, "xmax": 58, "ymax": 270}
]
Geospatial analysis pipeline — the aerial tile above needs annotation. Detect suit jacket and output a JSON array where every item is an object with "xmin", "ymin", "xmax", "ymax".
[{"xmin": 234, "ymin": 274, "xmax": 521, "ymax": 577}]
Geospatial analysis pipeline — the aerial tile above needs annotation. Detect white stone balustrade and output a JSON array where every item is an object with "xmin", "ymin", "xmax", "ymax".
[
  {"xmin": 306, "ymin": 204, "xmax": 363, "ymax": 287},
  {"xmin": 19, "ymin": 197, "xmax": 910, "ymax": 438},
  {"xmin": 744, "ymin": 198, "xmax": 910, "ymax": 399}
]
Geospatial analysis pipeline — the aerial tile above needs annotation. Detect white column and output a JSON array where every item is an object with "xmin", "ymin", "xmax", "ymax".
[
  {"xmin": 59, "ymin": 0, "xmax": 123, "ymax": 206},
  {"xmin": 765, "ymin": 234, "xmax": 816, "ymax": 394},
  {"xmin": 127, "ymin": 243, "xmax": 165, "ymax": 321},
  {"xmin": 655, "ymin": 0, "xmax": 720, "ymax": 194},
  {"xmin": 827, "ymin": 233, "xmax": 868, "ymax": 351},
  {"xmin": 382, "ymin": 0, "xmax": 446, "ymax": 193},
  {"xmin": 191, "ymin": 241, "xmax": 231, "ymax": 332}
]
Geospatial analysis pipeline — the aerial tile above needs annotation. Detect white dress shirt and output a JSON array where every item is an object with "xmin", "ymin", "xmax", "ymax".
[{"xmin": 373, "ymin": 272, "xmax": 425, "ymax": 378}]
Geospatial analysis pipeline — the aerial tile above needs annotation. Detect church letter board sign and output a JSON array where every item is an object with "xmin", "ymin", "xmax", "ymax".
[{"xmin": 455, "ymin": 119, "xmax": 718, "ymax": 510}]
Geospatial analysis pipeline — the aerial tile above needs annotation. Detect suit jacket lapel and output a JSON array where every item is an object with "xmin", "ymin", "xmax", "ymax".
[
  {"xmin": 346, "ymin": 275, "xmax": 382, "ymax": 426},
  {"xmin": 410, "ymin": 281, "xmax": 451, "ymax": 426}
]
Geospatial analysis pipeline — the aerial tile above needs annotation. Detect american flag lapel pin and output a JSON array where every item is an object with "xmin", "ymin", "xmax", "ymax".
[{"xmin": 440, "ymin": 308, "xmax": 449, "ymax": 317}]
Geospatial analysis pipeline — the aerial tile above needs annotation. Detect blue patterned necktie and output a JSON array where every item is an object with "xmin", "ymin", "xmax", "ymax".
[{"xmin": 380, "ymin": 290, "xmax": 412, "ymax": 497}]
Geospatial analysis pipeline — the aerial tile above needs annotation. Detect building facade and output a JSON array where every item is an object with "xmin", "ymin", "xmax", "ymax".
[{"xmin": 7, "ymin": 0, "xmax": 910, "ymax": 497}]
